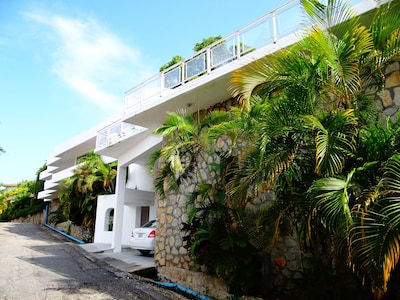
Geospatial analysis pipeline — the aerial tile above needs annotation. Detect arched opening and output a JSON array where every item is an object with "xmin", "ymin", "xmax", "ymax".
[{"xmin": 105, "ymin": 208, "xmax": 114, "ymax": 231}]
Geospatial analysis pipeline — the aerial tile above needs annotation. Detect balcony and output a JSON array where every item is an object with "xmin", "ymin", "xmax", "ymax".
[
  {"xmin": 124, "ymin": 0, "xmax": 304, "ymax": 115},
  {"xmin": 97, "ymin": 0, "xmax": 385, "ymax": 153},
  {"xmin": 96, "ymin": 122, "xmax": 147, "ymax": 149},
  {"xmin": 123, "ymin": 0, "xmax": 379, "ymax": 115}
]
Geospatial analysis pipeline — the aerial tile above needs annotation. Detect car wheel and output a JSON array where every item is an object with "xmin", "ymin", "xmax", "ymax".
[{"xmin": 139, "ymin": 250, "xmax": 151, "ymax": 256}]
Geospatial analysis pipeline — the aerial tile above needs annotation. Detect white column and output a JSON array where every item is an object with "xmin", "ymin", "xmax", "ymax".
[{"xmin": 112, "ymin": 165, "xmax": 127, "ymax": 253}]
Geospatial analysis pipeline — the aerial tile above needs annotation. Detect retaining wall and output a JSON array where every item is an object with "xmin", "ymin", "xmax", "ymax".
[{"xmin": 155, "ymin": 61, "xmax": 400, "ymax": 299}]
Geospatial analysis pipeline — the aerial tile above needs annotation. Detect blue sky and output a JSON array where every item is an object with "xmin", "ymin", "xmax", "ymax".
[{"xmin": 0, "ymin": 0, "xmax": 289, "ymax": 184}]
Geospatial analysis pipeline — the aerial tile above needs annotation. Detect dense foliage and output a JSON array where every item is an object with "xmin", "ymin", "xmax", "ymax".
[
  {"xmin": 150, "ymin": 0, "xmax": 400, "ymax": 298},
  {"xmin": 0, "ymin": 167, "xmax": 46, "ymax": 221},
  {"xmin": 57, "ymin": 151, "xmax": 117, "ymax": 228}
]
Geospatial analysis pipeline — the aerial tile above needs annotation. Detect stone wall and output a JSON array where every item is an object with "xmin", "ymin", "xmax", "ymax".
[
  {"xmin": 270, "ymin": 235, "xmax": 303, "ymax": 295},
  {"xmin": 52, "ymin": 220, "xmax": 94, "ymax": 243},
  {"xmin": 374, "ymin": 61, "xmax": 400, "ymax": 118},
  {"xmin": 155, "ymin": 149, "xmax": 231, "ymax": 299},
  {"xmin": 10, "ymin": 200, "xmax": 62, "ymax": 224},
  {"xmin": 154, "ymin": 61, "xmax": 400, "ymax": 299},
  {"xmin": 11, "ymin": 200, "xmax": 94, "ymax": 243},
  {"xmin": 158, "ymin": 267, "xmax": 231, "ymax": 299},
  {"xmin": 155, "ymin": 192, "xmax": 191, "ymax": 270},
  {"xmin": 11, "ymin": 210, "xmax": 45, "ymax": 224}
]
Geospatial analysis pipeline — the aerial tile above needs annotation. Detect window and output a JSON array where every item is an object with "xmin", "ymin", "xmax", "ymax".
[{"xmin": 106, "ymin": 208, "xmax": 114, "ymax": 231}]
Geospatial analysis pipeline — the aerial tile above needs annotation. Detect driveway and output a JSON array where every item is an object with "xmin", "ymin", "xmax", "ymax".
[
  {"xmin": 79, "ymin": 243, "xmax": 155, "ymax": 274},
  {"xmin": 0, "ymin": 222, "xmax": 187, "ymax": 299}
]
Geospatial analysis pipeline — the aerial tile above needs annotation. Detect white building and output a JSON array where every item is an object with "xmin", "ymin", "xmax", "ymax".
[{"xmin": 38, "ymin": 0, "xmax": 385, "ymax": 253}]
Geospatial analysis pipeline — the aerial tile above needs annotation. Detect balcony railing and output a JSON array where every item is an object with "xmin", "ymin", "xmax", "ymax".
[
  {"xmin": 124, "ymin": 0, "xmax": 303, "ymax": 113},
  {"xmin": 96, "ymin": 122, "xmax": 147, "ymax": 149},
  {"xmin": 98, "ymin": 0, "xmax": 381, "ymax": 151},
  {"xmin": 123, "ymin": 0, "xmax": 376, "ymax": 114}
]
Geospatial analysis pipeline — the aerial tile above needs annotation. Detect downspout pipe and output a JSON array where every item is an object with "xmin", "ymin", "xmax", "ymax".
[
  {"xmin": 43, "ymin": 204, "xmax": 85, "ymax": 245},
  {"xmin": 152, "ymin": 281, "xmax": 214, "ymax": 300}
]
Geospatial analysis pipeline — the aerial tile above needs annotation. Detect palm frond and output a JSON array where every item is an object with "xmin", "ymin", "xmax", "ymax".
[
  {"xmin": 229, "ymin": 54, "xmax": 279, "ymax": 109},
  {"xmin": 305, "ymin": 109, "xmax": 357, "ymax": 176},
  {"xmin": 308, "ymin": 170, "xmax": 354, "ymax": 233},
  {"xmin": 154, "ymin": 110, "xmax": 195, "ymax": 139},
  {"xmin": 351, "ymin": 155, "xmax": 400, "ymax": 295},
  {"xmin": 370, "ymin": 1, "xmax": 400, "ymax": 56},
  {"xmin": 301, "ymin": 0, "xmax": 357, "ymax": 34},
  {"xmin": 147, "ymin": 149, "xmax": 161, "ymax": 175}
]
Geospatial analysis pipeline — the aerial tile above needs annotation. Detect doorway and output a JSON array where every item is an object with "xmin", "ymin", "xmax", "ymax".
[{"xmin": 140, "ymin": 206, "xmax": 149, "ymax": 226}]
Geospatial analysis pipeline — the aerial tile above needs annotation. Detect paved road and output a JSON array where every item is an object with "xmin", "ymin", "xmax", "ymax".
[{"xmin": 0, "ymin": 222, "xmax": 184, "ymax": 300}]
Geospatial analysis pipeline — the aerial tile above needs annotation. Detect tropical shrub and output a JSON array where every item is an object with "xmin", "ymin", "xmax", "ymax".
[
  {"xmin": 150, "ymin": 0, "xmax": 400, "ymax": 298},
  {"xmin": 58, "ymin": 151, "xmax": 117, "ymax": 228},
  {"xmin": 149, "ymin": 109, "xmax": 266, "ymax": 296},
  {"xmin": 226, "ymin": 0, "xmax": 400, "ymax": 298},
  {"xmin": 0, "ymin": 176, "xmax": 46, "ymax": 221}
]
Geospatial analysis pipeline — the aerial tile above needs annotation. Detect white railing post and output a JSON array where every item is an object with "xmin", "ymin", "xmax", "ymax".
[
  {"xmin": 236, "ymin": 32, "xmax": 241, "ymax": 59},
  {"xmin": 206, "ymin": 47, "xmax": 211, "ymax": 73},
  {"xmin": 272, "ymin": 12, "xmax": 278, "ymax": 43},
  {"xmin": 140, "ymin": 84, "xmax": 144, "ymax": 108},
  {"xmin": 181, "ymin": 61, "xmax": 186, "ymax": 85},
  {"xmin": 160, "ymin": 72, "xmax": 165, "ymax": 95},
  {"xmin": 106, "ymin": 127, "xmax": 111, "ymax": 146},
  {"xmin": 180, "ymin": 63, "xmax": 184, "ymax": 85}
]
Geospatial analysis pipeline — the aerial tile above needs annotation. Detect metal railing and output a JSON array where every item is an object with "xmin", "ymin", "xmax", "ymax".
[
  {"xmin": 96, "ymin": 122, "xmax": 146, "ymax": 149},
  {"xmin": 123, "ymin": 0, "xmax": 379, "ymax": 114},
  {"xmin": 97, "ymin": 0, "xmax": 381, "ymax": 150},
  {"xmin": 124, "ymin": 0, "xmax": 304, "ymax": 113}
]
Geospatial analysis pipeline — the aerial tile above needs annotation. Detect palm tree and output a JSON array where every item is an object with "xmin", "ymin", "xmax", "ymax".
[
  {"xmin": 225, "ymin": 0, "xmax": 400, "ymax": 297},
  {"xmin": 148, "ymin": 108, "xmax": 230, "ymax": 198},
  {"xmin": 149, "ymin": 108, "xmax": 267, "ymax": 295},
  {"xmin": 150, "ymin": 0, "xmax": 400, "ymax": 297},
  {"xmin": 58, "ymin": 151, "xmax": 117, "ymax": 228}
]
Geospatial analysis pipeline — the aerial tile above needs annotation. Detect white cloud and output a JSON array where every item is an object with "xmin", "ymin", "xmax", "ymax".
[
  {"xmin": 66, "ymin": 78, "xmax": 117, "ymax": 108},
  {"xmin": 23, "ymin": 12, "xmax": 150, "ymax": 112}
]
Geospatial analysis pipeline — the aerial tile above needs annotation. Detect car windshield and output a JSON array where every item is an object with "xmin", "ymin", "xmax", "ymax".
[{"xmin": 141, "ymin": 220, "xmax": 157, "ymax": 228}]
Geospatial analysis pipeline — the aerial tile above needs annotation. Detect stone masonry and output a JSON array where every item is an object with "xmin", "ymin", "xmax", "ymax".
[{"xmin": 375, "ymin": 61, "xmax": 400, "ymax": 119}]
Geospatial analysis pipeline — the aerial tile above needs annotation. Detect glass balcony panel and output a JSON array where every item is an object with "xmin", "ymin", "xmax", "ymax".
[
  {"xmin": 211, "ymin": 37, "xmax": 236, "ymax": 69},
  {"xmin": 185, "ymin": 52, "xmax": 206, "ymax": 80},
  {"xmin": 123, "ymin": 0, "xmax": 373, "ymax": 115},
  {"xmin": 239, "ymin": 18, "xmax": 274, "ymax": 54},
  {"xmin": 97, "ymin": 121, "xmax": 147, "ymax": 148},
  {"xmin": 121, "ymin": 123, "xmax": 136, "ymax": 137},
  {"xmin": 109, "ymin": 123, "xmax": 121, "ymax": 135},
  {"xmin": 275, "ymin": 2, "xmax": 305, "ymax": 37},
  {"xmin": 97, "ymin": 132, "xmax": 108, "ymax": 148},
  {"xmin": 164, "ymin": 66, "xmax": 182, "ymax": 89},
  {"xmin": 125, "ymin": 88, "xmax": 142, "ymax": 111},
  {"xmin": 143, "ymin": 77, "xmax": 160, "ymax": 100},
  {"xmin": 107, "ymin": 124, "xmax": 121, "ymax": 144}
]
